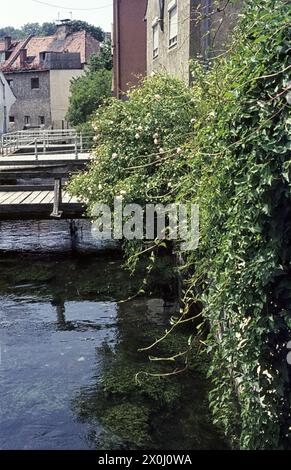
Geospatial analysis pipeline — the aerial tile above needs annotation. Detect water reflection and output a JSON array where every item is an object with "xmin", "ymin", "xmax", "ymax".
[{"xmin": 0, "ymin": 254, "xmax": 228, "ymax": 450}]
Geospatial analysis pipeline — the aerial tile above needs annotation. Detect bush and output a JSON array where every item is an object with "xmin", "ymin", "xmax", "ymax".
[{"xmin": 66, "ymin": 69, "xmax": 112, "ymax": 127}]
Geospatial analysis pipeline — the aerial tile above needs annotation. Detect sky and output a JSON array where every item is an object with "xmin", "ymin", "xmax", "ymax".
[{"xmin": 0, "ymin": 0, "xmax": 113, "ymax": 32}]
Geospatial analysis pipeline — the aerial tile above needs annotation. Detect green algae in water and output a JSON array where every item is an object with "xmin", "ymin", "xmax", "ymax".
[{"xmin": 101, "ymin": 404, "xmax": 151, "ymax": 449}]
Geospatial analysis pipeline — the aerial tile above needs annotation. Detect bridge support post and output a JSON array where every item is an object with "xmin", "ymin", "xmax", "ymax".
[
  {"xmin": 80, "ymin": 133, "xmax": 83, "ymax": 153},
  {"xmin": 50, "ymin": 178, "xmax": 63, "ymax": 218},
  {"xmin": 75, "ymin": 135, "xmax": 78, "ymax": 160},
  {"xmin": 35, "ymin": 139, "xmax": 38, "ymax": 160}
]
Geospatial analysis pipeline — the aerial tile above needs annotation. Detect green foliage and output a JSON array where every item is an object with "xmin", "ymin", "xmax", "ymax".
[
  {"xmin": 0, "ymin": 20, "xmax": 104, "ymax": 41},
  {"xmin": 69, "ymin": 0, "xmax": 291, "ymax": 449},
  {"xmin": 66, "ymin": 69, "xmax": 112, "ymax": 127},
  {"xmin": 69, "ymin": 20, "xmax": 104, "ymax": 42},
  {"xmin": 89, "ymin": 42, "xmax": 113, "ymax": 72}
]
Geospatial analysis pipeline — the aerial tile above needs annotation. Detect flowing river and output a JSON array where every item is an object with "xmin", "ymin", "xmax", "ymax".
[{"xmin": 0, "ymin": 220, "xmax": 228, "ymax": 450}]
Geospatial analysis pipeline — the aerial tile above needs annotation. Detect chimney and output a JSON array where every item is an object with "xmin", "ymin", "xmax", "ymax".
[
  {"xmin": 56, "ymin": 20, "xmax": 71, "ymax": 40},
  {"xmin": 4, "ymin": 36, "xmax": 11, "ymax": 51},
  {"xmin": 19, "ymin": 48, "xmax": 27, "ymax": 67}
]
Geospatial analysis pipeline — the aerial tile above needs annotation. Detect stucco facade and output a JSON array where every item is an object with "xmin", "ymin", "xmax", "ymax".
[
  {"xmin": 0, "ymin": 71, "xmax": 16, "ymax": 134},
  {"xmin": 50, "ymin": 69, "xmax": 84, "ymax": 129},
  {"xmin": 146, "ymin": 0, "xmax": 242, "ymax": 84}
]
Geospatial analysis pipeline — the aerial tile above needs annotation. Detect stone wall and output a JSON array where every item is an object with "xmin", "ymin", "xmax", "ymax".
[{"xmin": 5, "ymin": 70, "xmax": 51, "ymax": 130}]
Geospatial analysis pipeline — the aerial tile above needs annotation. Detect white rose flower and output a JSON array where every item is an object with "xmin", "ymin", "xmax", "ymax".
[
  {"xmin": 159, "ymin": 147, "xmax": 165, "ymax": 154},
  {"xmin": 154, "ymin": 138, "xmax": 159, "ymax": 145},
  {"xmin": 135, "ymin": 133, "xmax": 140, "ymax": 139}
]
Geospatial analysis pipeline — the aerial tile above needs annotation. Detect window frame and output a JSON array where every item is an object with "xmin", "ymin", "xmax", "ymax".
[
  {"xmin": 168, "ymin": 2, "xmax": 178, "ymax": 49},
  {"xmin": 24, "ymin": 115, "xmax": 30, "ymax": 125},
  {"xmin": 152, "ymin": 20, "xmax": 159, "ymax": 59},
  {"xmin": 31, "ymin": 77, "xmax": 40, "ymax": 90}
]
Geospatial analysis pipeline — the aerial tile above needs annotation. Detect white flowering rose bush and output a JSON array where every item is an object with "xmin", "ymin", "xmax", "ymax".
[{"xmin": 68, "ymin": 74, "xmax": 195, "ymax": 210}]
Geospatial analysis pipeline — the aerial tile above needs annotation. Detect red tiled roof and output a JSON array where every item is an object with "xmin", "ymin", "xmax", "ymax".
[{"xmin": 0, "ymin": 29, "xmax": 100, "ymax": 71}]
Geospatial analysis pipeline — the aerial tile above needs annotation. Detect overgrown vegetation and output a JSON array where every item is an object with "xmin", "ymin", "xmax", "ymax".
[
  {"xmin": 69, "ymin": 0, "xmax": 291, "ymax": 449},
  {"xmin": 66, "ymin": 69, "xmax": 112, "ymax": 128}
]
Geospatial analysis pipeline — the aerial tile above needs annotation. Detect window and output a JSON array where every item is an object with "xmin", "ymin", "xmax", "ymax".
[
  {"xmin": 24, "ymin": 116, "xmax": 30, "ymax": 125},
  {"xmin": 0, "ymin": 52, "xmax": 5, "ymax": 63},
  {"xmin": 31, "ymin": 77, "xmax": 39, "ymax": 89},
  {"xmin": 153, "ymin": 23, "xmax": 159, "ymax": 58},
  {"xmin": 168, "ymin": 2, "xmax": 178, "ymax": 48},
  {"xmin": 7, "ymin": 79, "xmax": 13, "ymax": 89},
  {"xmin": 39, "ymin": 52, "xmax": 46, "ymax": 62},
  {"xmin": 39, "ymin": 116, "xmax": 45, "ymax": 125},
  {"xmin": 9, "ymin": 116, "xmax": 15, "ymax": 123}
]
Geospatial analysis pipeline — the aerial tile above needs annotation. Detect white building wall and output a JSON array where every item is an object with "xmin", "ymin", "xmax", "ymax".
[
  {"xmin": 0, "ymin": 71, "xmax": 16, "ymax": 135},
  {"xmin": 49, "ymin": 69, "xmax": 84, "ymax": 129}
]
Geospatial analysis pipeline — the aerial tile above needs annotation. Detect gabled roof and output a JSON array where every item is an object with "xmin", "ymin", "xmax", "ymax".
[{"xmin": 0, "ymin": 29, "xmax": 100, "ymax": 72}]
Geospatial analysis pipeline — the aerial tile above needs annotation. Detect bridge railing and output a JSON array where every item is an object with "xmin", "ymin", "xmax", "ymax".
[{"xmin": 0, "ymin": 129, "xmax": 95, "ymax": 158}]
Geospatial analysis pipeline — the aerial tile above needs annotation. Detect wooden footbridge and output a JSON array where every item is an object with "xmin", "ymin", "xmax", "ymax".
[{"xmin": 0, "ymin": 130, "xmax": 92, "ymax": 220}]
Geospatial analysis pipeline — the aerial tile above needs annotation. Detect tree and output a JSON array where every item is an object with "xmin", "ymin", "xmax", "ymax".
[
  {"xmin": 66, "ymin": 69, "xmax": 112, "ymax": 127},
  {"xmin": 70, "ymin": 20, "xmax": 104, "ymax": 42},
  {"xmin": 0, "ymin": 20, "xmax": 104, "ymax": 41},
  {"xmin": 0, "ymin": 26, "xmax": 20, "ymax": 39},
  {"xmin": 89, "ymin": 42, "xmax": 113, "ymax": 72},
  {"xmin": 21, "ymin": 23, "xmax": 42, "ymax": 37},
  {"xmin": 41, "ymin": 22, "xmax": 57, "ymax": 36}
]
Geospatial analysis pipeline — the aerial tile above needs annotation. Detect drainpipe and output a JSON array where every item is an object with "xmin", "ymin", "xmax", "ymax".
[{"xmin": 114, "ymin": 0, "xmax": 121, "ymax": 99}]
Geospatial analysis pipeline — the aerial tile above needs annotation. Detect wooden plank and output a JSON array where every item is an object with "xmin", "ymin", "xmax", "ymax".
[
  {"xmin": 61, "ymin": 191, "xmax": 72, "ymax": 203},
  {"xmin": 41, "ymin": 191, "xmax": 54, "ymax": 204},
  {"xmin": 0, "ymin": 185, "xmax": 55, "ymax": 192},
  {"xmin": 8, "ymin": 191, "xmax": 32, "ymax": 205},
  {"xmin": 0, "ymin": 202, "xmax": 85, "ymax": 220},
  {"xmin": 0, "ymin": 192, "xmax": 14, "ymax": 203},
  {"xmin": 0, "ymin": 171, "xmax": 70, "ymax": 180},
  {"xmin": 0, "ymin": 191, "xmax": 28, "ymax": 205},
  {"xmin": 21, "ymin": 191, "xmax": 43, "ymax": 204},
  {"xmin": 29, "ymin": 191, "xmax": 51, "ymax": 204}
]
